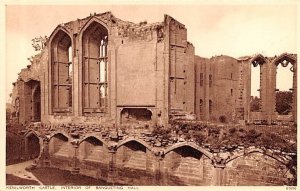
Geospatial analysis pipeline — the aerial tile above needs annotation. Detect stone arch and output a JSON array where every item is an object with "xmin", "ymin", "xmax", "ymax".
[
  {"xmin": 49, "ymin": 26, "xmax": 72, "ymax": 43},
  {"xmin": 78, "ymin": 136, "xmax": 107, "ymax": 162},
  {"xmin": 250, "ymin": 54, "xmax": 267, "ymax": 67},
  {"xmin": 49, "ymin": 131, "xmax": 71, "ymax": 141},
  {"xmin": 24, "ymin": 130, "xmax": 43, "ymax": 160},
  {"xmin": 225, "ymin": 148, "xmax": 287, "ymax": 165},
  {"xmin": 273, "ymin": 53, "xmax": 296, "ymax": 67},
  {"xmin": 116, "ymin": 139, "xmax": 150, "ymax": 171},
  {"xmin": 78, "ymin": 134, "xmax": 108, "ymax": 146},
  {"xmin": 163, "ymin": 143, "xmax": 213, "ymax": 185},
  {"xmin": 164, "ymin": 142, "xmax": 213, "ymax": 159},
  {"xmin": 272, "ymin": 53, "xmax": 297, "ymax": 123},
  {"xmin": 79, "ymin": 16, "xmax": 110, "ymax": 36},
  {"xmin": 116, "ymin": 137, "xmax": 152, "ymax": 151},
  {"xmin": 49, "ymin": 27, "xmax": 73, "ymax": 113},
  {"xmin": 48, "ymin": 132, "xmax": 70, "ymax": 157},
  {"xmin": 224, "ymin": 149, "xmax": 294, "ymax": 185}
]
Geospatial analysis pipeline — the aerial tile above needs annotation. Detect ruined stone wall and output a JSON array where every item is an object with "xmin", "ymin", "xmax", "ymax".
[
  {"xmin": 224, "ymin": 152, "xmax": 292, "ymax": 186},
  {"xmin": 195, "ymin": 56, "xmax": 240, "ymax": 123},
  {"xmin": 25, "ymin": 124, "xmax": 294, "ymax": 186},
  {"xmin": 115, "ymin": 142, "xmax": 155, "ymax": 185},
  {"xmin": 78, "ymin": 137, "xmax": 110, "ymax": 180},
  {"xmin": 210, "ymin": 56, "xmax": 239, "ymax": 122},
  {"xmin": 237, "ymin": 57, "xmax": 251, "ymax": 122},
  {"xmin": 195, "ymin": 56, "xmax": 209, "ymax": 121},
  {"xmin": 9, "ymin": 12, "xmax": 297, "ymax": 126},
  {"xmin": 162, "ymin": 147, "xmax": 214, "ymax": 186},
  {"xmin": 184, "ymin": 43, "xmax": 195, "ymax": 114},
  {"xmin": 166, "ymin": 16, "xmax": 195, "ymax": 115},
  {"xmin": 40, "ymin": 12, "xmax": 175, "ymax": 126},
  {"xmin": 10, "ymin": 49, "xmax": 48, "ymax": 124},
  {"xmin": 10, "ymin": 83, "xmax": 19, "ymax": 119},
  {"xmin": 115, "ymin": 25, "xmax": 165, "ymax": 125}
]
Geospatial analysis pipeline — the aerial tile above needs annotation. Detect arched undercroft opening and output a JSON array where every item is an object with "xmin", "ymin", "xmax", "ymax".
[
  {"xmin": 120, "ymin": 108, "xmax": 152, "ymax": 124},
  {"xmin": 164, "ymin": 146, "xmax": 204, "ymax": 185},
  {"xmin": 116, "ymin": 140, "xmax": 147, "ymax": 170},
  {"xmin": 225, "ymin": 152, "xmax": 293, "ymax": 186},
  {"xmin": 25, "ymin": 133, "xmax": 40, "ymax": 159},
  {"xmin": 51, "ymin": 29, "xmax": 72, "ymax": 112},
  {"xmin": 82, "ymin": 21, "xmax": 108, "ymax": 113},
  {"xmin": 275, "ymin": 56, "xmax": 295, "ymax": 118},
  {"xmin": 49, "ymin": 133, "xmax": 69, "ymax": 157},
  {"xmin": 32, "ymin": 85, "xmax": 41, "ymax": 122},
  {"xmin": 78, "ymin": 136, "xmax": 105, "ymax": 162}
]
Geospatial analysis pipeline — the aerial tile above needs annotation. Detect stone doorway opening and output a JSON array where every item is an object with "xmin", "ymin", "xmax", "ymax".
[
  {"xmin": 32, "ymin": 84, "xmax": 41, "ymax": 122},
  {"xmin": 25, "ymin": 133, "xmax": 40, "ymax": 160}
]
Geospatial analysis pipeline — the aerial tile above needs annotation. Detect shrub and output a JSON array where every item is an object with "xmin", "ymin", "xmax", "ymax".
[
  {"xmin": 229, "ymin": 127, "xmax": 236, "ymax": 134},
  {"xmin": 194, "ymin": 133, "xmax": 205, "ymax": 144},
  {"xmin": 219, "ymin": 115, "xmax": 226, "ymax": 123}
]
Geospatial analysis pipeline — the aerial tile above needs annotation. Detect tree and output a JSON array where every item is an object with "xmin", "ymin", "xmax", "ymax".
[
  {"xmin": 250, "ymin": 96, "xmax": 260, "ymax": 112},
  {"xmin": 31, "ymin": 36, "xmax": 47, "ymax": 51},
  {"xmin": 276, "ymin": 91, "xmax": 292, "ymax": 115}
]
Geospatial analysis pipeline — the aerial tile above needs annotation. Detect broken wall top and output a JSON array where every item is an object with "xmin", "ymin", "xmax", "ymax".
[
  {"xmin": 17, "ymin": 48, "xmax": 48, "ymax": 83},
  {"xmin": 48, "ymin": 11, "xmax": 165, "ymax": 42}
]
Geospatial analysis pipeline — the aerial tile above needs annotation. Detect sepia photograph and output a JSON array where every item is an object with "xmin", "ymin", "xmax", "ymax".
[{"xmin": 3, "ymin": 1, "xmax": 298, "ymax": 188}]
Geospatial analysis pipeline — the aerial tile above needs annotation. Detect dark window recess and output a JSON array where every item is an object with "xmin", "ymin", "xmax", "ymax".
[
  {"xmin": 200, "ymin": 99, "xmax": 203, "ymax": 114},
  {"xmin": 209, "ymin": 100, "xmax": 212, "ymax": 114},
  {"xmin": 200, "ymin": 73, "xmax": 204, "ymax": 86},
  {"xmin": 121, "ymin": 108, "xmax": 152, "ymax": 124},
  {"xmin": 209, "ymin": 74, "xmax": 213, "ymax": 87}
]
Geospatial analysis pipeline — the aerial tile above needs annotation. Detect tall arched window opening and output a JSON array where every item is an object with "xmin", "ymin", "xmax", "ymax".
[
  {"xmin": 50, "ymin": 30, "xmax": 72, "ymax": 112},
  {"xmin": 250, "ymin": 55, "xmax": 265, "ymax": 112},
  {"xmin": 82, "ymin": 21, "xmax": 108, "ymax": 113},
  {"xmin": 274, "ymin": 55, "xmax": 295, "ymax": 115}
]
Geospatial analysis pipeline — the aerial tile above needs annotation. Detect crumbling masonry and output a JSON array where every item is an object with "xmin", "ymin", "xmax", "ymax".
[{"xmin": 9, "ymin": 12, "xmax": 297, "ymax": 186}]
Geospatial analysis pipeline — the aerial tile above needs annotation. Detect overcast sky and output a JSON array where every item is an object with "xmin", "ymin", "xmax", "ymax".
[{"xmin": 5, "ymin": 3, "xmax": 297, "ymax": 102}]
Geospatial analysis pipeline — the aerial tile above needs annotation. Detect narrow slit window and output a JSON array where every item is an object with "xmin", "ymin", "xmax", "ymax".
[
  {"xmin": 200, "ymin": 99, "xmax": 203, "ymax": 114},
  {"xmin": 209, "ymin": 74, "xmax": 212, "ymax": 87},
  {"xmin": 209, "ymin": 100, "xmax": 212, "ymax": 114},
  {"xmin": 68, "ymin": 46, "xmax": 72, "ymax": 107},
  {"xmin": 200, "ymin": 73, "xmax": 203, "ymax": 86}
]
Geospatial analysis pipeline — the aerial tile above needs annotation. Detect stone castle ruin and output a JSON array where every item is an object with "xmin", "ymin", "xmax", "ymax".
[{"xmin": 8, "ymin": 12, "xmax": 297, "ymax": 186}]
